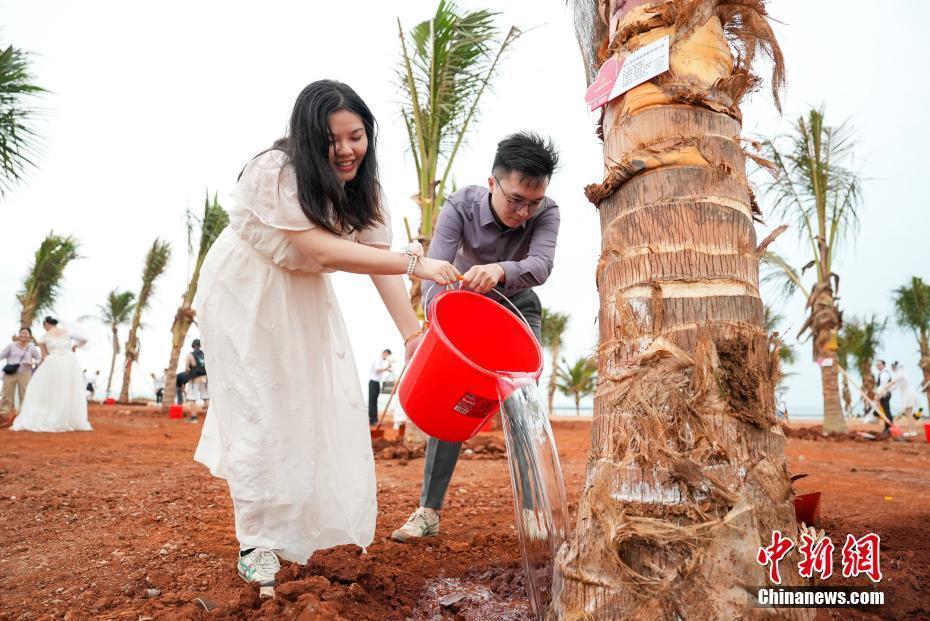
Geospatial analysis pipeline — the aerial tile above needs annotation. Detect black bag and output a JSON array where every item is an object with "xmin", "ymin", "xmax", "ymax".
[
  {"xmin": 190, "ymin": 350, "xmax": 206, "ymax": 378},
  {"xmin": 3, "ymin": 348, "xmax": 27, "ymax": 375}
]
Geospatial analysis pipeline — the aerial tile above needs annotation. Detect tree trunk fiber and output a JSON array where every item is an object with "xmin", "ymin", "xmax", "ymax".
[
  {"xmin": 820, "ymin": 358, "xmax": 846, "ymax": 433},
  {"xmin": 120, "ymin": 314, "xmax": 142, "ymax": 403},
  {"xmin": 919, "ymin": 346, "xmax": 930, "ymax": 413},
  {"xmin": 841, "ymin": 375, "xmax": 852, "ymax": 416},
  {"xmin": 550, "ymin": 4, "xmax": 808, "ymax": 619},
  {"xmin": 548, "ymin": 344, "xmax": 560, "ymax": 416}
]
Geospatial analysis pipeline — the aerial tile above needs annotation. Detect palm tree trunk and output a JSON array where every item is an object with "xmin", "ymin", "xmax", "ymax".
[
  {"xmin": 551, "ymin": 4, "xmax": 807, "ymax": 618},
  {"xmin": 163, "ymin": 297, "xmax": 197, "ymax": 411},
  {"xmin": 820, "ymin": 358, "xmax": 845, "ymax": 433},
  {"xmin": 19, "ymin": 303, "xmax": 36, "ymax": 331},
  {"xmin": 106, "ymin": 325, "xmax": 119, "ymax": 397},
  {"xmin": 120, "ymin": 312, "xmax": 142, "ymax": 403},
  {"xmin": 574, "ymin": 394, "xmax": 580, "ymax": 418},
  {"xmin": 919, "ymin": 341, "xmax": 930, "ymax": 412},
  {"xmin": 548, "ymin": 344, "xmax": 560, "ymax": 416},
  {"xmin": 841, "ymin": 374, "xmax": 853, "ymax": 415}
]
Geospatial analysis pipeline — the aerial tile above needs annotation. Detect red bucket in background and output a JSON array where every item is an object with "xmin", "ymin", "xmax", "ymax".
[
  {"xmin": 169, "ymin": 404, "xmax": 184, "ymax": 419},
  {"xmin": 104, "ymin": 397, "xmax": 116, "ymax": 405},
  {"xmin": 398, "ymin": 290, "xmax": 542, "ymax": 442},
  {"xmin": 924, "ymin": 423, "xmax": 930, "ymax": 442},
  {"xmin": 793, "ymin": 491, "xmax": 821, "ymax": 527}
]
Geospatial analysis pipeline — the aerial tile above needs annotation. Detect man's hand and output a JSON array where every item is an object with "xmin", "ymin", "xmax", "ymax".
[{"xmin": 462, "ymin": 263, "xmax": 505, "ymax": 295}]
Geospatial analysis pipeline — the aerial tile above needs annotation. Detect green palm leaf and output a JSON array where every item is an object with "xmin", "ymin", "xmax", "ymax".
[
  {"xmin": 16, "ymin": 232, "xmax": 80, "ymax": 328},
  {"xmin": 0, "ymin": 43, "xmax": 47, "ymax": 196}
]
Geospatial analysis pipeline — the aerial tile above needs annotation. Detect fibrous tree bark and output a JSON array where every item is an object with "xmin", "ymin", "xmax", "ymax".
[{"xmin": 551, "ymin": 1, "xmax": 810, "ymax": 618}]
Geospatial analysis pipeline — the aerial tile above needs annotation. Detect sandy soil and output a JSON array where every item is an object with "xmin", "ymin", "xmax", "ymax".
[{"xmin": 0, "ymin": 406, "xmax": 927, "ymax": 620}]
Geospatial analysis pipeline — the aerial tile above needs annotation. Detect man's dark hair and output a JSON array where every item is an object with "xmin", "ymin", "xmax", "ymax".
[
  {"xmin": 383, "ymin": 349, "xmax": 392, "ymax": 355},
  {"xmin": 877, "ymin": 359, "xmax": 886, "ymax": 366},
  {"xmin": 492, "ymin": 132, "xmax": 559, "ymax": 185},
  {"xmin": 192, "ymin": 339, "xmax": 202, "ymax": 349}
]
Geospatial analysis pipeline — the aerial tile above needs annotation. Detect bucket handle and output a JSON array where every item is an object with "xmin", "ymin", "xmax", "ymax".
[{"xmin": 423, "ymin": 281, "xmax": 532, "ymax": 332}]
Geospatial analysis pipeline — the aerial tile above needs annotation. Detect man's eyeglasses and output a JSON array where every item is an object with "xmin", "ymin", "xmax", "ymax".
[{"xmin": 493, "ymin": 176, "xmax": 546, "ymax": 215}]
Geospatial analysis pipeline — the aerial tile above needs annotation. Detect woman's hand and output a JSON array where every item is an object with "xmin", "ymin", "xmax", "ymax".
[
  {"xmin": 405, "ymin": 332, "xmax": 424, "ymax": 363},
  {"xmin": 414, "ymin": 257, "xmax": 461, "ymax": 286}
]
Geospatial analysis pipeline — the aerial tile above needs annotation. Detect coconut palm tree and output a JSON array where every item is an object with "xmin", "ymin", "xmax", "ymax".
[
  {"xmin": 842, "ymin": 315, "xmax": 886, "ymax": 397},
  {"xmin": 554, "ymin": 2, "xmax": 810, "ymax": 618},
  {"xmin": 119, "ymin": 239, "xmax": 171, "ymax": 403},
  {"xmin": 556, "ymin": 356, "xmax": 596, "ymax": 417},
  {"xmin": 162, "ymin": 193, "xmax": 229, "ymax": 411},
  {"xmin": 16, "ymin": 232, "xmax": 80, "ymax": 329},
  {"xmin": 541, "ymin": 308, "xmax": 570, "ymax": 416},
  {"xmin": 893, "ymin": 276, "xmax": 930, "ymax": 410},
  {"xmin": 397, "ymin": 0, "xmax": 520, "ymax": 311},
  {"xmin": 759, "ymin": 107, "xmax": 863, "ymax": 434},
  {"xmin": 0, "ymin": 43, "xmax": 46, "ymax": 196},
  {"xmin": 84, "ymin": 288, "xmax": 136, "ymax": 398}
]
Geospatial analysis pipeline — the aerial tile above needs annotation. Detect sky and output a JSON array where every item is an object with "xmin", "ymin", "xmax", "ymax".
[{"xmin": 1, "ymin": 1, "xmax": 928, "ymax": 415}]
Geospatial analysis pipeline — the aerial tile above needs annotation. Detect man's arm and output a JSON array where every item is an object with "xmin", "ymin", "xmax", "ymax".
[
  {"xmin": 497, "ymin": 203, "xmax": 560, "ymax": 297},
  {"xmin": 423, "ymin": 201, "xmax": 465, "ymax": 310}
]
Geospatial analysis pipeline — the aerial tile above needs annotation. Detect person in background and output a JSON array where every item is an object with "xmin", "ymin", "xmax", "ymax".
[
  {"xmin": 186, "ymin": 339, "xmax": 208, "ymax": 423},
  {"xmin": 0, "ymin": 328, "xmax": 42, "ymax": 427},
  {"xmin": 85, "ymin": 370, "xmax": 100, "ymax": 402},
  {"xmin": 875, "ymin": 360, "xmax": 893, "ymax": 435},
  {"xmin": 12, "ymin": 317, "xmax": 91, "ymax": 432},
  {"xmin": 886, "ymin": 361, "xmax": 920, "ymax": 437},
  {"xmin": 368, "ymin": 349, "xmax": 392, "ymax": 426},
  {"xmin": 152, "ymin": 369, "xmax": 166, "ymax": 404}
]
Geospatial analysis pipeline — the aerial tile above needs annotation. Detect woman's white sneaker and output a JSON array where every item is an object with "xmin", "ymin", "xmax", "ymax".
[{"xmin": 237, "ymin": 548, "xmax": 280, "ymax": 598}]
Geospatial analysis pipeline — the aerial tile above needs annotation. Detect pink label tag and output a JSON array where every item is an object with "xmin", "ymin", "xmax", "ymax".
[
  {"xmin": 453, "ymin": 393, "xmax": 497, "ymax": 419},
  {"xmin": 584, "ymin": 57, "xmax": 623, "ymax": 111}
]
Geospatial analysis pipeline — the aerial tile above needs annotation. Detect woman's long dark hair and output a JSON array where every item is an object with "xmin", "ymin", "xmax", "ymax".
[{"xmin": 273, "ymin": 80, "xmax": 383, "ymax": 235}]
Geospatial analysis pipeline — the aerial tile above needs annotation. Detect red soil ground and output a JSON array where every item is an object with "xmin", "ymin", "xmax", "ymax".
[{"xmin": 0, "ymin": 407, "xmax": 927, "ymax": 620}]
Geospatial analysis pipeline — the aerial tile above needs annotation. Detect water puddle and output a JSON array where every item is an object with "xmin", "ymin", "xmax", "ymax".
[{"xmin": 410, "ymin": 574, "xmax": 530, "ymax": 620}]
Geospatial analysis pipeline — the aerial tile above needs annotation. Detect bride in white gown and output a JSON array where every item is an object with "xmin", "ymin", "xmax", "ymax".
[{"xmin": 12, "ymin": 316, "xmax": 92, "ymax": 432}]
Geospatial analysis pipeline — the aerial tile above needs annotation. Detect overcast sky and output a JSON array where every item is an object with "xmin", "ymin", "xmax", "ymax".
[{"xmin": 2, "ymin": 1, "xmax": 928, "ymax": 415}]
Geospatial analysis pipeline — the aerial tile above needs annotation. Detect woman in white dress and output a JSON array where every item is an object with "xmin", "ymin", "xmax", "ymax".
[
  {"xmin": 193, "ymin": 80, "xmax": 459, "ymax": 596},
  {"xmin": 889, "ymin": 361, "xmax": 921, "ymax": 436},
  {"xmin": 12, "ymin": 317, "xmax": 92, "ymax": 432}
]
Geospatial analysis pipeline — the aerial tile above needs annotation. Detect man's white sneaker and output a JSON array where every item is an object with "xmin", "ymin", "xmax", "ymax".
[
  {"xmin": 237, "ymin": 548, "xmax": 280, "ymax": 598},
  {"xmin": 391, "ymin": 508, "xmax": 440, "ymax": 543}
]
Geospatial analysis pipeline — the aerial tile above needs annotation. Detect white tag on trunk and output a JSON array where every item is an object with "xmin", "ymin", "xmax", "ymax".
[{"xmin": 607, "ymin": 35, "xmax": 670, "ymax": 100}]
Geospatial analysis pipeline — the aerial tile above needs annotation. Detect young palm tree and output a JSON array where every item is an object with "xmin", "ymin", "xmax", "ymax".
[
  {"xmin": 760, "ymin": 107, "xmax": 863, "ymax": 434},
  {"xmin": 119, "ymin": 239, "xmax": 171, "ymax": 403},
  {"xmin": 397, "ymin": 0, "xmax": 520, "ymax": 310},
  {"xmin": 893, "ymin": 276, "xmax": 930, "ymax": 410},
  {"xmin": 842, "ymin": 315, "xmax": 886, "ymax": 397},
  {"xmin": 85, "ymin": 289, "xmax": 136, "ymax": 398},
  {"xmin": 16, "ymin": 232, "xmax": 80, "ymax": 329},
  {"xmin": 555, "ymin": 1, "xmax": 809, "ymax": 618},
  {"xmin": 0, "ymin": 43, "xmax": 46, "ymax": 196},
  {"xmin": 763, "ymin": 305, "xmax": 796, "ymax": 366},
  {"xmin": 541, "ymin": 308, "xmax": 570, "ymax": 416},
  {"xmin": 162, "ymin": 194, "xmax": 229, "ymax": 411},
  {"xmin": 556, "ymin": 355, "xmax": 596, "ymax": 417}
]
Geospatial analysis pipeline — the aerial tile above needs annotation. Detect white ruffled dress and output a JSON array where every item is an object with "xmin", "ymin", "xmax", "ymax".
[{"xmin": 193, "ymin": 150, "xmax": 391, "ymax": 562}]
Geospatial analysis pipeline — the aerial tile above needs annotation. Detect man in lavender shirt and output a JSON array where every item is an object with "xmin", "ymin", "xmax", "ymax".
[
  {"xmin": 392, "ymin": 132, "xmax": 560, "ymax": 543},
  {"xmin": 1, "ymin": 327, "xmax": 42, "ymax": 426}
]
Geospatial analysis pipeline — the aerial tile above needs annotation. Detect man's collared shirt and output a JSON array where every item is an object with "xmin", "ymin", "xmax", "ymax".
[{"xmin": 425, "ymin": 185, "xmax": 559, "ymax": 308}]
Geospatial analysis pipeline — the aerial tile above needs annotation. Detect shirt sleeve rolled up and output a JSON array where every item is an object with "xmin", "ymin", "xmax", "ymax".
[{"xmin": 498, "ymin": 205, "xmax": 560, "ymax": 297}]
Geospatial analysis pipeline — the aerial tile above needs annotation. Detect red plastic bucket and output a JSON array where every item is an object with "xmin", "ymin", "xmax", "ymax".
[
  {"xmin": 169, "ymin": 404, "xmax": 184, "ymax": 419},
  {"xmin": 924, "ymin": 424, "xmax": 930, "ymax": 442},
  {"xmin": 793, "ymin": 491, "xmax": 821, "ymax": 527},
  {"xmin": 398, "ymin": 290, "xmax": 542, "ymax": 442}
]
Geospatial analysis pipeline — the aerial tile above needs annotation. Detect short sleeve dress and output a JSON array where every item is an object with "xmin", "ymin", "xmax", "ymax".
[{"xmin": 193, "ymin": 150, "xmax": 392, "ymax": 562}]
